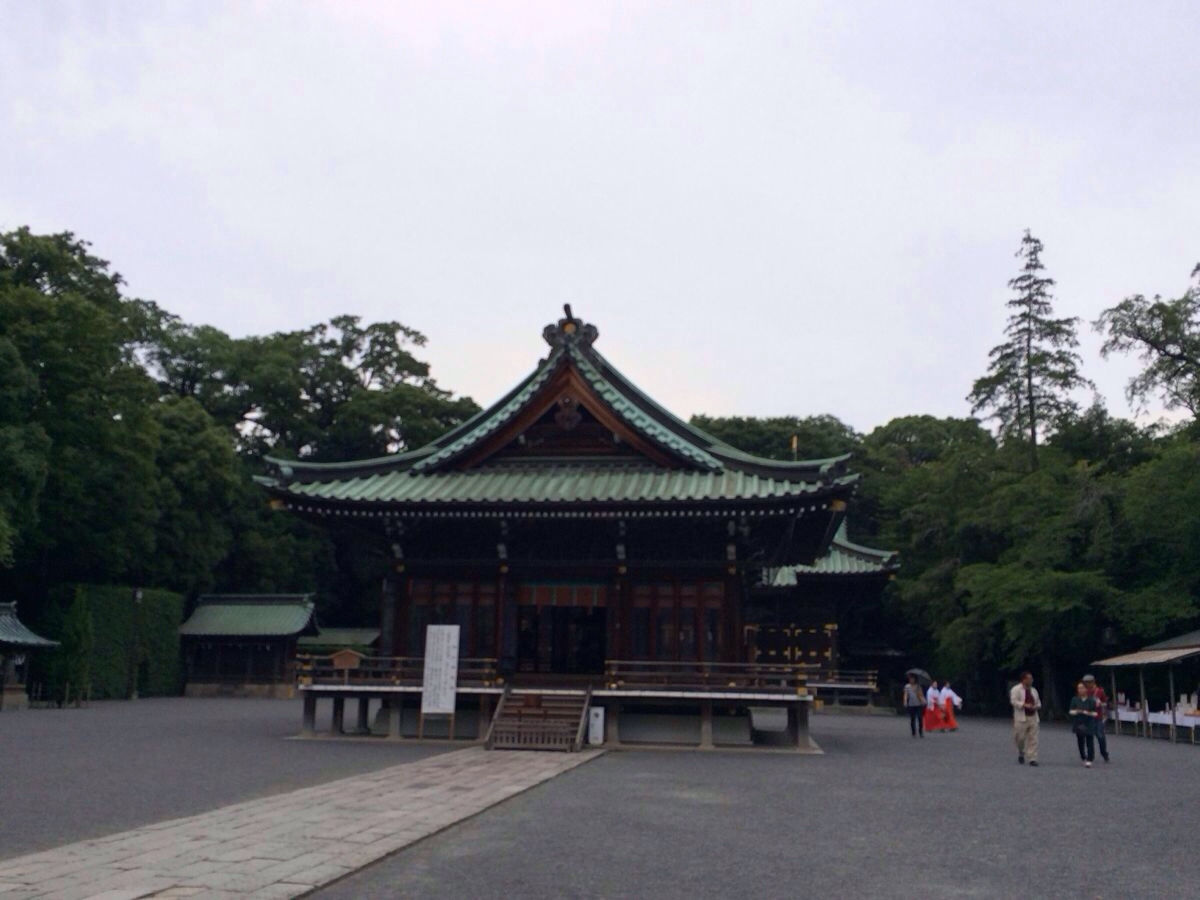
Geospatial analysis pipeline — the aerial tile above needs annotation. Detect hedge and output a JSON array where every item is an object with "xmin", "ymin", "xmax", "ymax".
[{"xmin": 35, "ymin": 584, "xmax": 184, "ymax": 700}]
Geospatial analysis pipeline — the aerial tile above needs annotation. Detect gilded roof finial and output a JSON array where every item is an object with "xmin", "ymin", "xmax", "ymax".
[{"xmin": 543, "ymin": 305, "xmax": 598, "ymax": 350}]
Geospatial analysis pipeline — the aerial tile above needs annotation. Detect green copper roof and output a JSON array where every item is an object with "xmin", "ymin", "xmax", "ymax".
[
  {"xmin": 763, "ymin": 523, "xmax": 898, "ymax": 585},
  {"xmin": 0, "ymin": 603, "xmax": 58, "ymax": 648},
  {"xmin": 262, "ymin": 309, "xmax": 857, "ymax": 513},
  {"xmin": 298, "ymin": 628, "xmax": 381, "ymax": 648},
  {"xmin": 180, "ymin": 595, "xmax": 316, "ymax": 638},
  {"xmin": 279, "ymin": 463, "xmax": 853, "ymax": 509}
]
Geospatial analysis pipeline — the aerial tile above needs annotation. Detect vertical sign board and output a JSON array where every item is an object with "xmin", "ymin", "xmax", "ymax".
[{"xmin": 421, "ymin": 625, "xmax": 460, "ymax": 715}]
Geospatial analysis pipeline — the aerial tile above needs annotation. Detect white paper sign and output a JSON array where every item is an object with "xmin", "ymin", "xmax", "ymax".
[{"xmin": 421, "ymin": 625, "xmax": 460, "ymax": 715}]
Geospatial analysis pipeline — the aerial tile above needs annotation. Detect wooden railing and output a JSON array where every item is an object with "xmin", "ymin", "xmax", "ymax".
[
  {"xmin": 604, "ymin": 660, "xmax": 878, "ymax": 694},
  {"xmin": 605, "ymin": 660, "xmax": 814, "ymax": 693},
  {"xmin": 296, "ymin": 655, "xmax": 500, "ymax": 687},
  {"xmin": 806, "ymin": 669, "xmax": 878, "ymax": 689}
]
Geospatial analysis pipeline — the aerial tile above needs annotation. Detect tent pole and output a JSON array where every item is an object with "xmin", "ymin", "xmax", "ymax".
[
  {"xmin": 1169, "ymin": 666, "xmax": 1177, "ymax": 744},
  {"xmin": 1139, "ymin": 666, "xmax": 1149, "ymax": 739},
  {"xmin": 1110, "ymin": 669, "xmax": 1119, "ymax": 738}
]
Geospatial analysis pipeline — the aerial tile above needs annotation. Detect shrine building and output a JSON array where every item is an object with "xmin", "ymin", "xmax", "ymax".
[{"xmin": 261, "ymin": 308, "xmax": 891, "ymax": 749}]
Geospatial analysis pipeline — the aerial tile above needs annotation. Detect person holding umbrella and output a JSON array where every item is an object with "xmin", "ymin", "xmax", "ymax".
[{"xmin": 903, "ymin": 671, "xmax": 927, "ymax": 737}]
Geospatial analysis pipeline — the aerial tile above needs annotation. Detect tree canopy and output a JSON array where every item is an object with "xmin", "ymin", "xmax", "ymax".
[
  {"xmin": 968, "ymin": 230, "xmax": 1093, "ymax": 469},
  {"xmin": 1096, "ymin": 263, "xmax": 1200, "ymax": 417},
  {"xmin": 0, "ymin": 227, "xmax": 477, "ymax": 621}
]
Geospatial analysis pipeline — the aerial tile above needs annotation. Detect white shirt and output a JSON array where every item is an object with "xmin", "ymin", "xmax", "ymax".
[
  {"xmin": 926, "ymin": 686, "xmax": 942, "ymax": 706},
  {"xmin": 941, "ymin": 687, "xmax": 963, "ymax": 708}
]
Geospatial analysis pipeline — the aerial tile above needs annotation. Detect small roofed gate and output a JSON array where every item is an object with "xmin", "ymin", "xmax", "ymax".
[{"xmin": 260, "ymin": 308, "xmax": 859, "ymax": 687}]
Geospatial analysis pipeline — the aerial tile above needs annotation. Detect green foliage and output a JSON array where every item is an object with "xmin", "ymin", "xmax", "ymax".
[
  {"xmin": 1096, "ymin": 263, "xmax": 1200, "ymax": 416},
  {"xmin": 0, "ymin": 226, "xmax": 475, "ymax": 637},
  {"xmin": 145, "ymin": 311, "xmax": 480, "ymax": 460},
  {"xmin": 0, "ymin": 337, "xmax": 49, "ymax": 563},
  {"xmin": 35, "ymin": 584, "xmax": 183, "ymax": 700},
  {"xmin": 146, "ymin": 396, "xmax": 240, "ymax": 594},
  {"xmin": 0, "ymin": 228, "xmax": 160, "ymax": 583},
  {"xmin": 689, "ymin": 414, "xmax": 861, "ymax": 461},
  {"xmin": 1107, "ymin": 442, "xmax": 1200, "ymax": 637},
  {"xmin": 56, "ymin": 587, "xmax": 94, "ymax": 702},
  {"xmin": 968, "ymin": 230, "xmax": 1093, "ymax": 468},
  {"xmin": 135, "ymin": 588, "xmax": 186, "ymax": 696}
]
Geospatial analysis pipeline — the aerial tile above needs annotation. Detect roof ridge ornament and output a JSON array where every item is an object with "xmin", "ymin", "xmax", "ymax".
[{"xmin": 543, "ymin": 303, "xmax": 599, "ymax": 350}]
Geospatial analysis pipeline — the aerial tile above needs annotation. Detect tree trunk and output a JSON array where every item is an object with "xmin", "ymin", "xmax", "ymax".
[
  {"xmin": 1040, "ymin": 655, "xmax": 1058, "ymax": 718},
  {"xmin": 1025, "ymin": 320, "xmax": 1038, "ymax": 471}
]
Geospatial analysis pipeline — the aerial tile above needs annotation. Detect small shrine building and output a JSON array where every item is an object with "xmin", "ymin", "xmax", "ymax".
[
  {"xmin": 0, "ymin": 602, "xmax": 59, "ymax": 711},
  {"xmin": 179, "ymin": 594, "xmax": 317, "ymax": 698}
]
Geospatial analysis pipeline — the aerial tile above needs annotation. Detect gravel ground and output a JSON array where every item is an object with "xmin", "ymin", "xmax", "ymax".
[
  {"xmin": 0, "ymin": 696, "xmax": 444, "ymax": 859},
  {"xmin": 319, "ymin": 714, "xmax": 1198, "ymax": 900}
]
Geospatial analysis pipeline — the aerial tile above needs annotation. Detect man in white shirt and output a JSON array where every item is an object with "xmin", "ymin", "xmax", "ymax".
[{"xmin": 1009, "ymin": 671, "xmax": 1041, "ymax": 766}]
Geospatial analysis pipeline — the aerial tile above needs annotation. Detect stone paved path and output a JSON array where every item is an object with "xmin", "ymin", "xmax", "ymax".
[{"xmin": 0, "ymin": 747, "xmax": 602, "ymax": 899}]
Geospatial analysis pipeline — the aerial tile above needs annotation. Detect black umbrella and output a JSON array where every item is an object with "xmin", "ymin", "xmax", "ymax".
[{"xmin": 906, "ymin": 668, "xmax": 932, "ymax": 687}]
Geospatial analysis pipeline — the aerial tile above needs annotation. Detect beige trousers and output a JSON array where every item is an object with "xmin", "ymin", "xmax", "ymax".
[{"xmin": 1013, "ymin": 718, "xmax": 1039, "ymax": 760}]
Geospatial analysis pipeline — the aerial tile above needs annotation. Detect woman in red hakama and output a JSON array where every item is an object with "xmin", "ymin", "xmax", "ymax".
[
  {"xmin": 942, "ymin": 681, "xmax": 962, "ymax": 732},
  {"xmin": 923, "ymin": 682, "xmax": 945, "ymax": 733}
]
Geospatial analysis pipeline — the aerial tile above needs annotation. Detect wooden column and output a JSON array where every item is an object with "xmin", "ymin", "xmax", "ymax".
[
  {"xmin": 356, "ymin": 697, "xmax": 370, "ymax": 734},
  {"xmin": 379, "ymin": 575, "xmax": 396, "ymax": 657},
  {"xmin": 699, "ymin": 700, "xmax": 714, "ymax": 749},
  {"xmin": 614, "ymin": 520, "xmax": 629, "ymax": 662},
  {"xmin": 613, "ymin": 567, "xmax": 630, "ymax": 662},
  {"xmin": 1139, "ymin": 666, "xmax": 1149, "ymax": 738},
  {"xmin": 1169, "ymin": 666, "xmax": 1178, "ymax": 744},
  {"xmin": 498, "ymin": 568, "xmax": 516, "ymax": 675},
  {"xmin": 387, "ymin": 697, "xmax": 403, "ymax": 740},
  {"xmin": 301, "ymin": 692, "xmax": 316, "ymax": 737},
  {"xmin": 724, "ymin": 569, "xmax": 741, "ymax": 663},
  {"xmin": 788, "ymin": 701, "xmax": 810, "ymax": 750},
  {"xmin": 478, "ymin": 694, "xmax": 494, "ymax": 740},
  {"xmin": 1110, "ymin": 669, "xmax": 1119, "ymax": 737},
  {"xmin": 332, "ymin": 696, "xmax": 345, "ymax": 734},
  {"xmin": 606, "ymin": 701, "xmax": 622, "ymax": 746}
]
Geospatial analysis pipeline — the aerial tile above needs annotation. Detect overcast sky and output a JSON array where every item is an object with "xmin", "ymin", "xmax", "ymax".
[{"xmin": 3, "ymin": 2, "xmax": 1198, "ymax": 433}]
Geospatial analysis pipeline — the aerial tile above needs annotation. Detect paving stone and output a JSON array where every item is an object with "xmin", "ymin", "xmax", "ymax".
[{"xmin": 2, "ymin": 747, "xmax": 601, "ymax": 898}]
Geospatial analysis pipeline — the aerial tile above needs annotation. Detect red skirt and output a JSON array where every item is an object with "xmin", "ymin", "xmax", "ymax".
[
  {"xmin": 923, "ymin": 704, "xmax": 944, "ymax": 732},
  {"xmin": 943, "ymin": 698, "xmax": 959, "ymax": 730}
]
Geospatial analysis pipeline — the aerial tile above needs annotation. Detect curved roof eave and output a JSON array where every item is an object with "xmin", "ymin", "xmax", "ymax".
[{"xmin": 585, "ymin": 347, "xmax": 853, "ymax": 476}]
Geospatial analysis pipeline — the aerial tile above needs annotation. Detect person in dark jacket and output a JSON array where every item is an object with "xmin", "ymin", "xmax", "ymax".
[
  {"xmin": 1069, "ymin": 681, "xmax": 1099, "ymax": 768},
  {"xmin": 1082, "ymin": 674, "xmax": 1110, "ymax": 762}
]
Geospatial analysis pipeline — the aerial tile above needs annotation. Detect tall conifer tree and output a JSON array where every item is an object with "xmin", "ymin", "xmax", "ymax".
[{"xmin": 968, "ymin": 230, "xmax": 1092, "ymax": 469}]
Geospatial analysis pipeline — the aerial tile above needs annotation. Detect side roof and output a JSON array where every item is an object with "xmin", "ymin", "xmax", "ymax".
[
  {"xmin": 1144, "ymin": 629, "xmax": 1200, "ymax": 651},
  {"xmin": 179, "ymin": 594, "xmax": 317, "ymax": 638},
  {"xmin": 0, "ymin": 602, "xmax": 59, "ymax": 648},
  {"xmin": 762, "ymin": 522, "xmax": 899, "ymax": 586},
  {"xmin": 297, "ymin": 628, "xmax": 381, "ymax": 648},
  {"xmin": 259, "ymin": 308, "xmax": 857, "ymax": 512}
]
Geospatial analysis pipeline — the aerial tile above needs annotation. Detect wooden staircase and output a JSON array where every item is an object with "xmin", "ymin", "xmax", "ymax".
[{"xmin": 485, "ymin": 687, "xmax": 591, "ymax": 752}]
